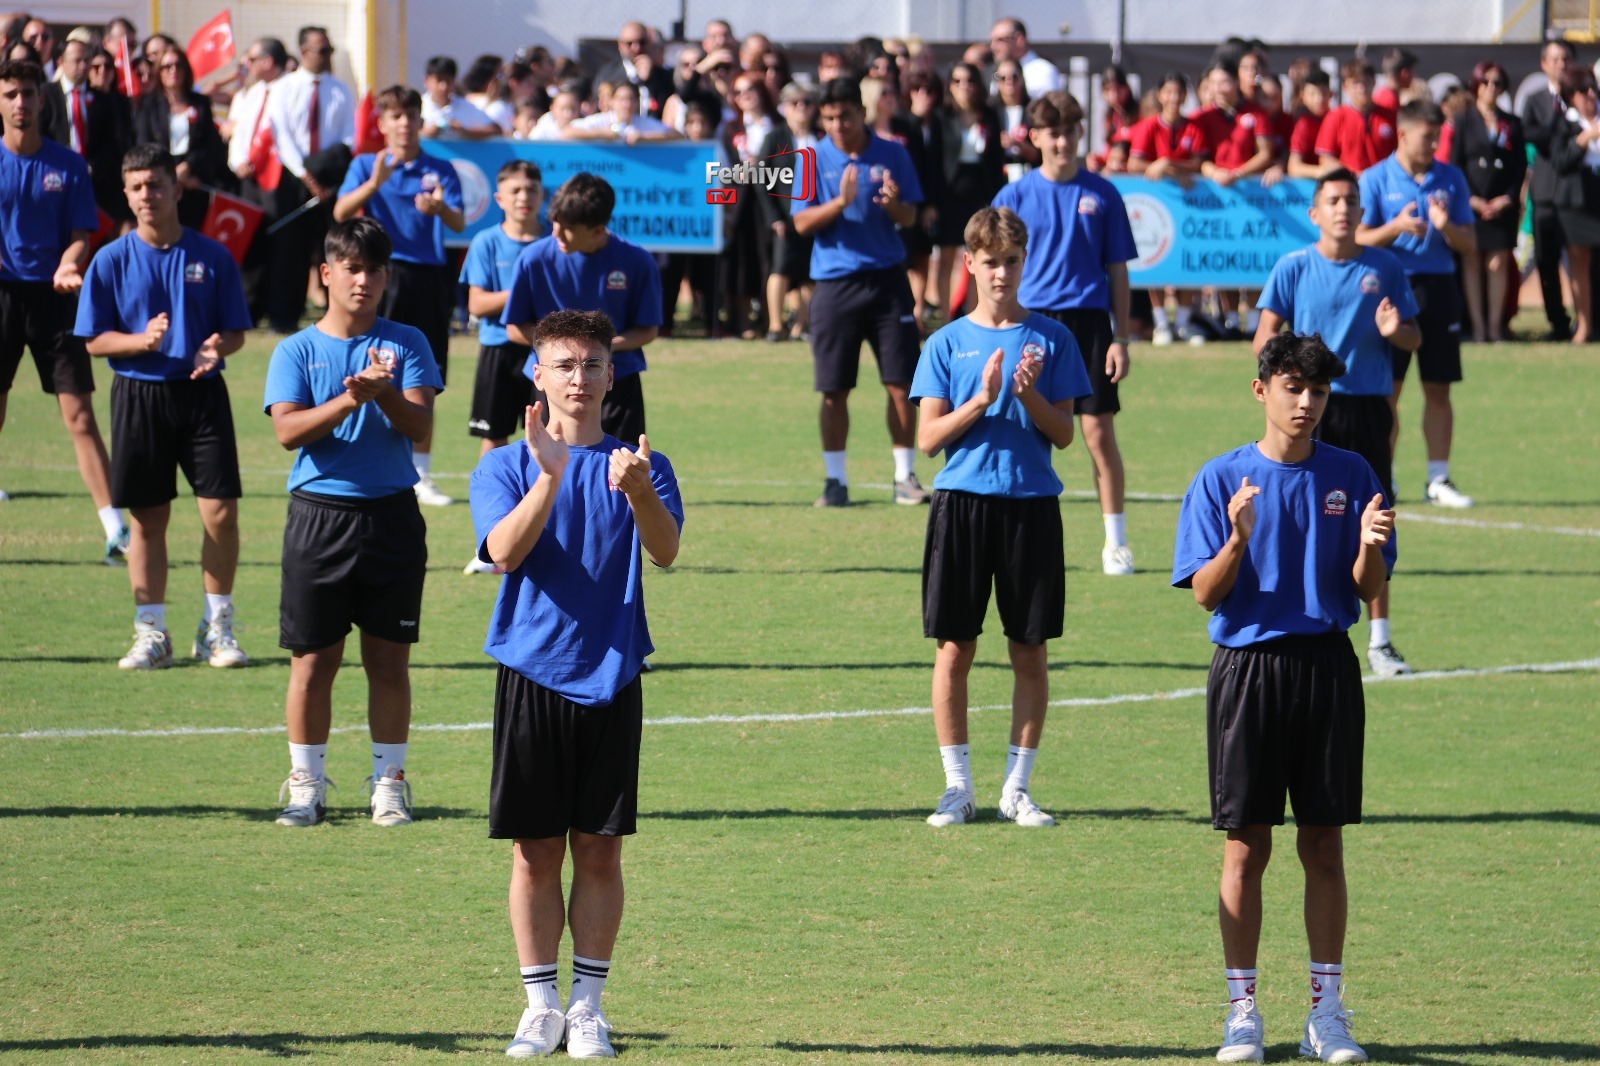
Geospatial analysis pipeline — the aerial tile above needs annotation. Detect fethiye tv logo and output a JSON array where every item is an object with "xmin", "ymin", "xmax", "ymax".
[{"xmin": 705, "ymin": 147, "xmax": 817, "ymax": 205}]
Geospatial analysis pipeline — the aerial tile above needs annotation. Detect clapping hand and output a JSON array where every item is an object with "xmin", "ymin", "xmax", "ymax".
[
  {"xmin": 1360, "ymin": 493, "xmax": 1395, "ymax": 547},
  {"xmin": 142, "ymin": 313, "xmax": 170, "ymax": 352},
  {"xmin": 1012, "ymin": 348, "xmax": 1043, "ymax": 395},
  {"xmin": 609, "ymin": 434, "xmax": 653, "ymax": 495},
  {"xmin": 1426, "ymin": 193, "xmax": 1451, "ymax": 231},
  {"xmin": 416, "ymin": 185, "xmax": 446, "ymax": 215},
  {"xmin": 976, "ymin": 348, "xmax": 1004, "ymax": 405},
  {"xmin": 1228, "ymin": 476, "xmax": 1261, "ymax": 542},
  {"xmin": 874, "ymin": 168, "xmax": 901, "ymax": 208},
  {"xmin": 191, "ymin": 333, "xmax": 224, "ymax": 379},
  {"xmin": 1394, "ymin": 202, "xmax": 1429, "ymax": 238},
  {"xmin": 1374, "ymin": 296, "xmax": 1401, "ymax": 338},
  {"xmin": 525, "ymin": 402, "xmax": 569, "ymax": 478}
]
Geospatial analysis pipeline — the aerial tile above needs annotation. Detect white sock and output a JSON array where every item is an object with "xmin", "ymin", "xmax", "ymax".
[
  {"xmin": 1103, "ymin": 513, "xmax": 1127, "ymax": 547},
  {"xmin": 289, "ymin": 742, "xmax": 327, "ymax": 780},
  {"xmin": 204, "ymin": 592, "xmax": 231, "ymax": 623},
  {"xmin": 892, "ymin": 447, "xmax": 915, "ymax": 482},
  {"xmin": 1246, "ymin": 309, "xmax": 1261, "ymax": 334},
  {"xmin": 372, "ymin": 743, "xmax": 408, "ymax": 782},
  {"xmin": 414, "ymin": 452, "xmax": 432, "ymax": 478},
  {"xmin": 1368, "ymin": 617, "xmax": 1390, "ymax": 648},
  {"xmin": 1001, "ymin": 744, "xmax": 1037, "ymax": 796},
  {"xmin": 939, "ymin": 743, "xmax": 972, "ymax": 793},
  {"xmin": 1176, "ymin": 305, "xmax": 1193, "ymax": 331},
  {"xmin": 823, "ymin": 450, "xmax": 848, "ymax": 484},
  {"xmin": 569, "ymin": 955, "xmax": 610, "ymax": 1011},
  {"xmin": 98, "ymin": 505, "xmax": 125, "ymax": 538},
  {"xmin": 1152, "ymin": 306, "xmax": 1170, "ymax": 329},
  {"xmin": 1225, "ymin": 967, "xmax": 1258, "ymax": 1004},
  {"xmin": 1427, "ymin": 460, "xmax": 1449, "ymax": 484},
  {"xmin": 521, "ymin": 964, "xmax": 560, "ymax": 1010},
  {"xmin": 1310, "ymin": 961, "xmax": 1343, "ymax": 1012},
  {"xmin": 134, "ymin": 604, "xmax": 166, "ymax": 632}
]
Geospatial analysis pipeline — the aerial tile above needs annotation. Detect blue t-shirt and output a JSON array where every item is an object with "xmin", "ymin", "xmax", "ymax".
[
  {"xmin": 991, "ymin": 169, "xmax": 1137, "ymax": 312},
  {"xmin": 1171, "ymin": 441, "xmax": 1397, "ymax": 648},
  {"xmin": 1257, "ymin": 245, "xmax": 1418, "ymax": 397},
  {"xmin": 0, "ymin": 138, "xmax": 98, "ymax": 283},
  {"xmin": 262, "ymin": 320, "xmax": 445, "ymax": 498},
  {"xmin": 469, "ymin": 435, "xmax": 685, "ymax": 705},
  {"xmin": 909, "ymin": 313, "xmax": 1092, "ymax": 498},
  {"xmin": 804, "ymin": 132, "xmax": 924, "ymax": 281},
  {"xmin": 337, "ymin": 151, "xmax": 463, "ymax": 265},
  {"xmin": 459, "ymin": 224, "xmax": 537, "ymax": 347},
  {"xmin": 1359, "ymin": 155, "xmax": 1473, "ymax": 276},
  {"xmin": 75, "ymin": 229, "xmax": 252, "ymax": 382},
  {"xmin": 501, "ymin": 234, "xmax": 663, "ymax": 381}
]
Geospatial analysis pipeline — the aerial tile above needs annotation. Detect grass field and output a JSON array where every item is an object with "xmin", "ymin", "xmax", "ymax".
[{"xmin": 1, "ymin": 327, "xmax": 1597, "ymax": 1064}]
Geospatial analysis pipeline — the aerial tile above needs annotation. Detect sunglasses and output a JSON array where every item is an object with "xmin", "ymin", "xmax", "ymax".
[
  {"xmin": 306, "ymin": 45, "xmax": 334, "ymax": 56},
  {"xmin": 996, "ymin": 73, "xmax": 1019, "ymax": 80},
  {"xmin": 1484, "ymin": 78, "xmax": 1506, "ymax": 88},
  {"xmin": 159, "ymin": 61, "xmax": 180, "ymax": 70},
  {"xmin": 950, "ymin": 78, "xmax": 975, "ymax": 86}
]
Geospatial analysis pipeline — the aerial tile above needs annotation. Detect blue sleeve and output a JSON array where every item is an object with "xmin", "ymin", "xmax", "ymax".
[
  {"xmin": 396, "ymin": 325, "xmax": 445, "ymax": 392},
  {"xmin": 213, "ymin": 249, "xmax": 253, "ymax": 333},
  {"xmin": 501, "ymin": 255, "xmax": 538, "ymax": 328},
  {"xmin": 262, "ymin": 338, "xmax": 314, "ymax": 411},
  {"xmin": 469, "ymin": 448, "xmax": 532, "ymax": 559},
  {"xmin": 630, "ymin": 247, "xmax": 663, "ymax": 329},
  {"xmin": 991, "ymin": 181, "xmax": 1018, "ymax": 211},
  {"xmin": 461, "ymin": 232, "xmax": 494, "ymax": 288},
  {"xmin": 1389, "ymin": 258, "xmax": 1419, "ymax": 319},
  {"xmin": 73, "ymin": 254, "xmax": 122, "ymax": 338},
  {"xmin": 909, "ymin": 330, "xmax": 952, "ymax": 403},
  {"xmin": 648, "ymin": 450, "xmax": 685, "ymax": 533},
  {"xmin": 68, "ymin": 162, "xmax": 98, "ymax": 231},
  {"xmin": 1257, "ymin": 258, "xmax": 1295, "ymax": 317},
  {"xmin": 338, "ymin": 154, "xmax": 371, "ymax": 197},
  {"xmin": 889, "ymin": 142, "xmax": 922, "ymax": 204},
  {"xmin": 1102, "ymin": 185, "xmax": 1138, "ymax": 265},
  {"xmin": 806, "ymin": 157, "xmax": 835, "ymax": 207},
  {"xmin": 1359, "ymin": 460, "xmax": 1399, "ymax": 576},
  {"xmin": 1359, "ymin": 171, "xmax": 1384, "ymax": 227},
  {"xmin": 1171, "ymin": 466, "xmax": 1228, "ymax": 588},
  {"xmin": 439, "ymin": 161, "xmax": 464, "ymax": 211},
  {"xmin": 1045, "ymin": 327, "xmax": 1092, "ymax": 403}
]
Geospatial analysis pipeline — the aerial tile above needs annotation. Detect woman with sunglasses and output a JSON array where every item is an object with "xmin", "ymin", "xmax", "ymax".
[
  {"xmin": 992, "ymin": 58, "xmax": 1039, "ymax": 179},
  {"xmin": 934, "ymin": 61, "xmax": 1004, "ymax": 317},
  {"xmin": 1450, "ymin": 62, "xmax": 1525, "ymax": 344},
  {"xmin": 134, "ymin": 48, "xmax": 228, "ymax": 228}
]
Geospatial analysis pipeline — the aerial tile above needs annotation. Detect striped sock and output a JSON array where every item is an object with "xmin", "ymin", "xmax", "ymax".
[
  {"xmin": 1311, "ymin": 961, "xmax": 1343, "ymax": 1012},
  {"xmin": 521, "ymin": 963, "xmax": 558, "ymax": 1010},
  {"xmin": 1226, "ymin": 967, "xmax": 1257, "ymax": 1003},
  {"xmin": 569, "ymin": 955, "xmax": 610, "ymax": 1011}
]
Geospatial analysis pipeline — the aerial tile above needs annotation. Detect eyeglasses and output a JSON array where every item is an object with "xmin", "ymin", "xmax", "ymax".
[
  {"xmin": 543, "ymin": 359, "xmax": 610, "ymax": 380},
  {"xmin": 996, "ymin": 73, "xmax": 1019, "ymax": 81},
  {"xmin": 950, "ymin": 78, "xmax": 974, "ymax": 86},
  {"xmin": 159, "ymin": 61, "xmax": 180, "ymax": 70},
  {"xmin": 306, "ymin": 45, "xmax": 334, "ymax": 56}
]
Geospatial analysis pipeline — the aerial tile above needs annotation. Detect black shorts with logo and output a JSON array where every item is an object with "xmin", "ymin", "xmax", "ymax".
[
  {"xmin": 1207, "ymin": 632, "xmax": 1365, "ymax": 830},
  {"xmin": 109, "ymin": 374, "xmax": 242, "ymax": 508},
  {"xmin": 531, "ymin": 370, "xmax": 646, "ymax": 444},
  {"xmin": 1038, "ymin": 307, "xmax": 1120, "ymax": 416},
  {"xmin": 808, "ymin": 266, "xmax": 921, "ymax": 392},
  {"xmin": 469, "ymin": 342, "xmax": 533, "ymax": 440},
  {"xmin": 0, "ymin": 281, "xmax": 95, "ymax": 395},
  {"xmin": 1391, "ymin": 272, "xmax": 1463, "ymax": 384},
  {"xmin": 1315, "ymin": 393, "xmax": 1395, "ymax": 503},
  {"xmin": 382, "ymin": 260, "xmax": 454, "ymax": 384},
  {"xmin": 279, "ymin": 488, "xmax": 428, "ymax": 651},
  {"xmin": 922, "ymin": 489, "xmax": 1065, "ymax": 645},
  {"xmin": 488, "ymin": 665, "xmax": 644, "ymax": 840}
]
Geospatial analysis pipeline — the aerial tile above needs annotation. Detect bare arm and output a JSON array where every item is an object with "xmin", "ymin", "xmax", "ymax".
[
  {"xmin": 613, "ymin": 326, "xmax": 658, "ymax": 352},
  {"xmin": 794, "ymin": 163, "xmax": 858, "ymax": 236},
  {"xmin": 916, "ymin": 350, "xmax": 1002, "ymax": 456},
  {"xmin": 1107, "ymin": 261, "xmax": 1132, "ymax": 383},
  {"xmin": 506, "ymin": 320, "xmax": 533, "ymax": 346},
  {"xmin": 1252, "ymin": 307, "xmax": 1285, "ymax": 355},
  {"xmin": 1230, "ymin": 136, "xmax": 1277, "ymax": 178},
  {"xmin": 485, "ymin": 405, "xmax": 566, "ymax": 571},
  {"xmin": 371, "ymin": 384, "xmax": 435, "ymax": 444},
  {"xmin": 269, "ymin": 394, "xmax": 362, "ymax": 449},
  {"xmin": 468, "ymin": 286, "xmax": 509, "ymax": 319},
  {"xmin": 1191, "ymin": 476, "xmax": 1260, "ymax": 610},
  {"xmin": 1287, "ymin": 155, "xmax": 1327, "ymax": 178},
  {"xmin": 85, "ymin": 313, "xmax": 169, "ymax": 357}
]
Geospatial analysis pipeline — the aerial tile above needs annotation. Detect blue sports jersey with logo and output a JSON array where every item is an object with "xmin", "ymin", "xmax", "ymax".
[
  {"xmin": 1359, "ymin": 155, "xmax": 1473, "ymax": 276},
  {"xmin": 460, "ymin": 225, "xmax": 538, "ymax": 347},
  {"xmin": 991, "ymin": 169, "xmax": 1137, "ymax": 312},
  {"xmin": 337, "ymin": 152, "xmax": 463, "ymax": 265},
  {"xmin": 804, "ymin": 132, "xmax": 924, "ymax": 280},
  {"xmin": 0, "ymin": 138, "xmax": 98, "ymax": 283}
]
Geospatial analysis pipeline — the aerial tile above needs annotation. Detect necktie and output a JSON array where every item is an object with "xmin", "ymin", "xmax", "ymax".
[
  {"xmin": 308, "ymin": 76, "xmax": 321, "ymax": 155},
  {"xmin": 70, "ymin": 87, "xmax": 87, "ymax": 155},
  {"xmin": 249, "ymin": 85, "xmax": 271, "ymax": 143}
]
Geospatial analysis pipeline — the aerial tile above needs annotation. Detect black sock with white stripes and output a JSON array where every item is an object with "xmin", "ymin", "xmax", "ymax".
[
  {"xmin": 521, "ymin": 963, "xmax": 558, "ymax": 1010},
  {"xmin": 569, "ymin": 955, "xmax": 611, "ymax": 1011}
]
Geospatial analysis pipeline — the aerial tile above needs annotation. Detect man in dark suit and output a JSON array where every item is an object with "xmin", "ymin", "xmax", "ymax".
[
  {"xmin": 593, "ymin": 21, "xmax": 674, "ymax": 120},
  {"xmin": 43, "ymin": 36, "xmax": 130, "ymax": 221},
  {"xmin": 1522, "ymin": 38, "xmax": 1576, "ymax": 340}
]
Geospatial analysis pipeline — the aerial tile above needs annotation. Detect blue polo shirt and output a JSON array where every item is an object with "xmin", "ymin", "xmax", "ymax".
[
  {"xmin": 804, "ymin": 131, "xmax": 924, "ymax": 280},
  {"xmin": 460, "ymin": 224, "xmax": 537, "ymax": 347},
  {"xmin": 1257, "ymin": 245, "xmax": 1418, "ymax": 397},
  {"xmin": 909, "ymin": 313, "xmax": 1092, "ymax": 498},
  {"xmin": 1172, "ymin": 441, "xmax": 1397, "ymax": 648},
  {"xmin": 0, "ymin": 137, "xmax": 98, "ymax": 283},
  {"xmin": 338, "ymin": 151, "xmax": 463, "ymax": 265},
  {"xmin": 75, "ymin": 229, "xmax": 252, "ymax": 382},
  {"xmin": 1358, "ymin": 154, "xmax": 1473, "ymax": 276},
  {"xmin": 991, "ymin": 168, "xmax": 1137, "ymax": 312},
  {"xmin": 262, "ymin": 319, "xmax": 445, "ymax": 498},
  {"xmin": 469, "ymin": 435, "xmax": 684, "ymax": 705},
  {"xmin": 501, "ymin": 233, "xmax": 663, "ymax": 381}
]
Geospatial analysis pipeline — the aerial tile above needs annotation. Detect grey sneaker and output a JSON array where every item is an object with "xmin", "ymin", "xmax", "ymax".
[
  {"xmin": 1217, "ymin": 996, "xmax": 1265, "ymax": 1062},
  {"xmin": 193, "ymin": 604, "xmax": 248, "ymax": 667},
  {"xmin": 117, "ymin": 623, "xmax": 173, "ymax": 670},
  {"xmin": 506, "ymin": 1005, "xmax": 566, "ymax": 1058},
  {"xmin": 275, "ymin": 769, "xmax": 331, "ymax": 827},
  {"xmin": 814, "ymin": 478, "xmax": 850, "ymax": 508},
  {"xmin": 1367, "ymin": 642, "xmax": 1412, "ymax": 678},
  {"xmin": 893, "ymin": 473, "xmax": 931, "ymax": 505}
]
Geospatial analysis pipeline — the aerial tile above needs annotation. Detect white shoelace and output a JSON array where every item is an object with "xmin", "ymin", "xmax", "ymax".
[
  {"xmin": 126, "ymin": 630, "xmax": 167, "ymax": 662},
  {"xmin": 366, "ymin": 774, "xmax": 412, "ymax": 817},
  {"xmin": 1223, "ymin": 999, "xmax": 1263, "ymax": 1044},
  {"xmin": 934, "ymin": 788, "xmax": 972, "ymax": 814},
  {"xmin": 1008, "ymin": 791, "xmax": 1045, "ymax": 818},
  {"xmin": 567, "ymin": 1005, "xmax": 611, "ymax": 1044},
  {"xmin": 279, "ymin": 772, "xmax": 332, "ymax": 814}
]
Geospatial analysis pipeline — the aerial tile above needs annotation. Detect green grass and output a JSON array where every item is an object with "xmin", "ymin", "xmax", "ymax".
[{"xmin": 0, "ymin": 328, "xmax": 1597, "ymax": 1064}]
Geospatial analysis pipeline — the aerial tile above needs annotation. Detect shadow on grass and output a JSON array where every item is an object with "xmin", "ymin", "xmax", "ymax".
[
  {"xmin": 1365, "ymin": 1041, "xmax": 1600, "ymax": 1064},
  {"xmin": 773, "ymin": 1040, "xmax": 1201, "ymax": 1059},
  {"xmin": 642, "ymin": 806, "xmax": 1193, "ymax": 823},
  {"xmin": 0, "ymin": 1030, "xmax": 655, "ymax": 1056},
  {"xmin": 0, "ymin": 805, "xmax": 480, "ymax": 822},
  {"xmin": 1400, "ymin": 567, "xmax": 1599, "ymax": 577}
]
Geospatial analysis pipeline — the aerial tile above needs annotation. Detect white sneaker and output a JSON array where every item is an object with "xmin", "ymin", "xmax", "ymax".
[
  {"xmin": 564, "ymin": 1003, "xmax": 615, "ymax": 1058},
  {"xmin": 1300, "ymin": 997, "xmax": 1367, "ymax": 1063},
  {"xmin": 506, "ymin": 1006, "xmax": 566, "ymax": 1058},
  {"xmin": 118, "ymin": 625, "xmax": 173, "ymax": 670},
  {"xmin": 1367, "ymin": 642, "xmax": 1413, "ymax": 678},
  {"xmin": 464, "ymin": 554, "xmax": 499, "ymax": 575},
  {"xmin": 365, "ymin": 766, "xmax": 414, "ymax": 826},
  {"xmin": 193, "ymin": 604, "xmax": 249, "ymax": 667},
  {"xmin": 1152, "ymin": 326, "xmax": 1175, "ymax": 346},
  {"xmin": 1217, "ymin": 996, "xmax": 1265, "ymax": 1062},
  {"xmin": 1186, "ymin": 330, "xmax": 1210, "ymax": 346},
  {"xmin": 998, "ymin": 789, "xmax": 1056, "ymax": 827},
  {"xmin": 275, "ymin": 769, "xmax": 331, "ymax": 827},
  {"xmin": 1102, "ymin": 543, "xmax": 1136, "ymax": 576},
  {"xmin": 414, "ymin": 474, "xmax": 455, "ymax": 506},
  {"xmin": 1425, "ymin": 477, "xmax": 1474, "ymax": 508},
  {"xmin": 0, "ymin": 487, "xmax": 9, "ymax": 501},
  {"xmin": 926, "ymin": 787, "xmax": 976, "ymax": 827}
]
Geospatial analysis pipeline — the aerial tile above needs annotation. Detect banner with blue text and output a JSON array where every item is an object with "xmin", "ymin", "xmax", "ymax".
[{"xmin": 1106, "ymin": 177, "xmax": 1317, "ymax": 288}]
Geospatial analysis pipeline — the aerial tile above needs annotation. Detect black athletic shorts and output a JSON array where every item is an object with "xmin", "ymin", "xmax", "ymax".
[
  {"xmin": 531, "ymin": 370, "xmax": 646, "ymax": 444},
  {"xmin": 279, "ymin": 488, "xmax": 428, "ymax": 651},
  {"xmin": 773, "ymin": 228, "xmax": 814, "ymax": 284},
  {"xmin": 1038, "ymin": 307, "xmax": 1119, "ymax": 416},
  {"xmin": 808, "ymin": 266, "xmax": 921, "ymax": 392},
  {"xmin": 469, "ymin": 342, "xmax": 533, "ymax": 440},
  {"xmin": 382, "ymin": 260, "xmax": 454, "ymax": 384},
  {"xmin": 109, "ymin": 375, "xmax": 242, "ymax": 509},
  {"xmin": 488, "ymin": 665, "xmax": 644, "ymax": 840},
  {"xmin": 1315, "ymin": 393, "xmax": 1395, "ymax": 504},
  {"xmin": 922, "ymin": 489, "xmax": 1065, "ymax": 645},
  {"xmin": 1207, "ymin": 631, "xmax": 1365, "ymax": 830},
  {"xmin": 0, "ymin": 281, "xmax": 94, "ymax": 395},
  {"xmin": 1391, "ymin": 273, "xmax": 1463, "ymax": 384}
]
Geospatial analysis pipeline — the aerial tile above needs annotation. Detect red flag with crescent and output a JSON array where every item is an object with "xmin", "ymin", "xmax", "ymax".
[
  {"xmin": 200, "ymin": 189, "xmax": 264, "ymax": 264},
  {"xmin": 186, "ymin": 10, "xmax": 237, "ymax": 90}
]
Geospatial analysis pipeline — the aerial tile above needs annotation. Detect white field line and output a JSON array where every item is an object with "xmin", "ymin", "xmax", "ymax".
[
  {"xmin": 1394, "ymin": 509, "xmax": 1600, "ymax": 538},
  {"xmin": 5, "ymin": 657, "xmax": 1597, "ymax": 741}
]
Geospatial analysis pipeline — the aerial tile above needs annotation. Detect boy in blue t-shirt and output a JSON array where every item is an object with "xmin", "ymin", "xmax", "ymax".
[
  {"xmin": 468, "ymin": 309, "xmax": 682, "ymax": 1060},
  {"xmin": 1171, "ymin": 334, "xmax": 1396, "ymax": 1066},
  {"xmin": 334, "ymin": 85, "xmax": 464, "ymax": 507},
  {"xmin": 263, "ymin": 217, "xmax": 444, "ymax": 830},
  {"xmin": 76, "ymin": 145, "xmax": 253, "ymax": 671},
  {"xmin": 909, "ymin": 206, "xmax": 1091, "ymax": 830}
]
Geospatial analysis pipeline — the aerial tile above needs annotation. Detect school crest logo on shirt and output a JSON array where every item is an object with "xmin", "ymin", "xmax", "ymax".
[
  {"xmin": 371, "ymin": 347, "xmax": 397, "ymax": 368},
  {"xmin": 420, "ymin": 171, "xmax": 440, "ymax": 192},
  {"xmin": 184, "ymin": 262, "xmax": 207, "ymax": 283},
  {"xmin": 41, "ymin": 171, "xmax": 64, "ymax": 192},
  {"xmin": 868, "ymin": 164, "xmax": 887, "ymax": 183},
  {"xmin": 1323, "ymin": 489, "xmax": 1348, "ymax": 516},
  {"xmin": 1078, "ymin": 195, "xmax": 1099, "ymax": 215},
  {"xmin": 606, "ymin": 270, "xmax": 628, "ymax": 291},
  {"xmin": 1377, "ymin": 123, "xmax": 1394, "ymax": 139},
  {"xmin": 1360, "ymin": 273, "xmax": 1381, "ymax": 295},
  {"xmin": 1022, "ymin": 342, "xmax": 1046, "ymax": 361},
  {"xmin": 1429, "ymin": 190, "xmax": 1451, "ymax": 211}
]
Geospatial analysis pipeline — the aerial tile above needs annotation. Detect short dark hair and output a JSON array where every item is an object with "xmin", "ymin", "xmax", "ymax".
[
  {"xmin": 497, "ymin": 159, "xmax": 542, "ymax": 185},
  {"xmin": 1560, "ymin": 65, "xmax": 1597, "ymax": 105},
  {"xmin": 1313, "ymin": 167, "xmax": 1360, "ymax": 201},
  {"xmin": 297, "ymin": 26, "xmax": 329, "ymax": 48},
  {"xmin": 1382, "ymin": 47, "xmax": 1418, "ymax": 76},
  {"xmin": 683, "ymin": 93, "xmax": 722, "ymax": 131},
  {"xmin": 122, "ymin": 143, "xmax": 178, "ymax": 178},
  {"xmin": 1256, "ymin": 332, "xmax": 1346, "ymax": 385},
  {"xmin": 325, "ymin": 216, "xmax": 392, "ymax": 267},
  {"xmin": 1397, "ymin": 97, "xmax": 1443, "ymax": 128},
  {"xmin": 374, "ymin": 84, "xmax": 423, "ymax": 114},
  {"xmin": 1026, "ymin": 90, "xmax": 1083, "ymax": 131},
  {"xmin": 1340, "ymin": 57, "xmax": 1374, "ymax": 84},
  {"xmin": 463, "ymin": 54, "xmax": 502, "ymax": 94},
  {"xmin": 257, "ymin": 37, "xmax": 289, "ymax": 68},
  {"xmin": 532, "ymin": 308, "xmax": 614, "ymax": 354},
  {"xmin": 1543, "ymin": 38, "xmax": 1577, "ymax": 62},
  {"xmin": 1159, "ymin": 70, "xmax": 1189, "ymax": 95},
  {"xmin": 0, "ymin": 57, "xmax": 44, "ymax": 86},
  {"xmin": 818, "ymin": 76, "xmax": 863, "ymax": 111},
  {"xmin": 1304, "ymin": 68, "xmax": 1331, "ymax": 90},
  {"xmin": 425, "ymin": 55, "xmax": 457, "ymax": 80},
  {"xmin": 546, "ymin": 172, "xmax": 614, "ymax": 228}
]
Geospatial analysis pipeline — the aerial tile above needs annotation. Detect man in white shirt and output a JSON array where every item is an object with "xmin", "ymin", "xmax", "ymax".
[
  {"xmin": 988, "ymin": 17, "xmax": 1063, "ymax": 99},
  {"xmin": 420, "ymin": 55, "xmax": 499, "ymax": 140},
  {"xmin": 565, "ymin": 82, "xmax": 680, "ymax": 144},
  {"xmin": 226, "ymin": 38, "xmax": 286, "ymax": 178}
]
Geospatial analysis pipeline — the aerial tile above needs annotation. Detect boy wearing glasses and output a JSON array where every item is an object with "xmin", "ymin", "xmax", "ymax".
[{"xmin": 469, "ymin": 308, "xmax": 682, "ymax": 1060}]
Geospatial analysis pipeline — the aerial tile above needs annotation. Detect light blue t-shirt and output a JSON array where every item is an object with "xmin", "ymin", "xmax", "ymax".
[
  {"xmin": 804, "ymin": 131, "xmax": 924, "ymax": 281},
  {"xmin": 337, "ymin": 151, "xmax": 463, "ymax": 265},
  {"xmin": 909, "ymin": 313, "xmax": 1092, "ymax": 498},
  {"xmin": 1172, "ymin": 441, "xmax": 1397, "ymax": 648},
  {"xmin": 991, "ymin": 168, "xmax": 1137, "ymax": 312},
  {"xmin": 1359, "ymin": 154, "xmax": 1473, "ymax": 276},
  {"xmin": 459, "ymin": 224, "xmax": 537, "ymax": 347},
  {"xmin": 262, "ymin": 319, "xmax": 445, "ymax": 498},
  {"xmin": 469, "ymin": 435, "xmax": 684, "ymax": 705},
  {"xmin": 0, "ymin": 137, "xmax": 98, "ymax": 283},
  {"xmin": 1257, "ymin": 245, "xmax": 1419, "ymax": 397}
]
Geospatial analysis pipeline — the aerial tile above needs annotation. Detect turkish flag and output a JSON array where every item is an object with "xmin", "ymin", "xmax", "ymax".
[
  {"xmin": 249, "ymin": 121, "xmax": 282, "ymax": 191},
  {"xmin": 186, "ymin": 11, "xmax": 236, "ymax": 91},
  {"xmin": 201, "ymin": 189, "xmax": 264, "ymax": 264},
  {"xmin": 114, "ymin": 37, "xmax": 138, "ymax": 96},
  {"xmin": 354, "ymin": 90, "xmax": 384, "ymax": 154}
]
